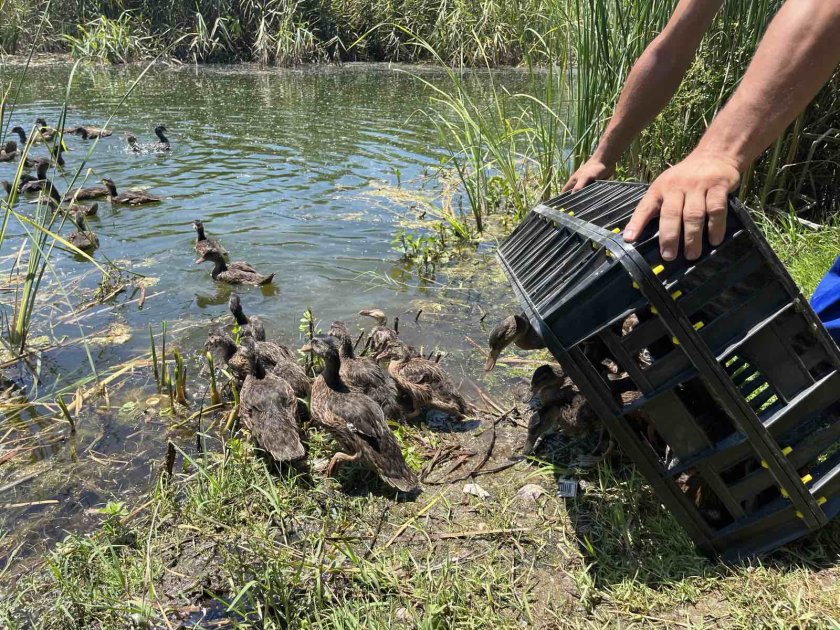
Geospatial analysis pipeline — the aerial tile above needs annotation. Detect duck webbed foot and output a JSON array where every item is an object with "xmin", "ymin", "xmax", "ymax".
[{"xmin": 326, "ymin": 450, "xmax": 362, "ymax": 478}]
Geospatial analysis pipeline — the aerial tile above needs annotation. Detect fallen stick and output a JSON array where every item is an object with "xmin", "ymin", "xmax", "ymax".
[
  {"xmin": 1, "ymin": 499, "xmax": 58, "ymax": 509},
  {"xmin": 432, "ymin": 527, "xmax": 528, "ymax": 540}
]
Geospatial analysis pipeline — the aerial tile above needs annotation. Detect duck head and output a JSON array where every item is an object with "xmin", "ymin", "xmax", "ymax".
[
  {"xmin": 328, "ymin": 320, "xmax": 350, "ymax": 340},
  {"xmin": 10, "ymin": 126, "xmax": 26, "ymax": 143},
  {"xmin": 195, "ymin": 248, "xmax": 225, "ymax": 266},
  {"xmin": 204, "ymin": 331, "xmax": 237, "ymax": 364},
  {"xmin": 35, "ymin": 158, "xmax": 51, "ymax": 179},
  {"xmin": 154, "ymin": 125, "xmax": 169, "ymax": 143},
  {"xmin": 35, "ymin": 117, "xmax": 48, "ymax": 129},
  {"xmin": 71, "ymin": 210, "xmax": 88, "ymax": 232},
  {"xmin": 228, "ymin": 337, "xmax": 263, "ymax": 380},
  {"xmin": 228, "ymin": 293, "xmax": 248, "ymax": 325},
  {"xmin": 358, "ymin": 308, "xmax": 387, "ymax": 326},
  {"xmin": 101, "ymin": 177, "xmax": 118, "ymax": 196},
  {"xmin": 300, "ymin": 335, "xmax": 340, "ymax": 361},
  {"xmin": 192, "ymin": 219, "xmax": 207, "ymax": 239},
  {"xmin": 530, "ymin": 364, "xmax": 565, "ymax": 392},
  {"xmin": 485, "ymin": 314, "xmax": 529, "ymax": 371},
  {"xmin": 2, "ymin": 181, "xmax": 12, "ymax": 196},
  {"xmin": 3, "ymin": 140, "xmax": 16, "ymax": 154},
  {"xmin": 375, "ymin": 340, "xmax": 412, "ymax": 363}
]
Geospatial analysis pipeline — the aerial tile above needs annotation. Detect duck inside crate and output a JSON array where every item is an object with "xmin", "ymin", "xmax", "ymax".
[{"xmin": 498, "ymin": 181, "xmax": 840, "ymax": 558}]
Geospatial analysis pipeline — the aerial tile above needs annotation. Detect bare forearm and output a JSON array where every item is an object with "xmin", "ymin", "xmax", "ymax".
[
  {"xmin": 697, "ymin": 0, "xmax": 840, "ymax": 171},
  {"xmin": 593, "ymin": 0, "xmax": 723, "ymax": 165}
]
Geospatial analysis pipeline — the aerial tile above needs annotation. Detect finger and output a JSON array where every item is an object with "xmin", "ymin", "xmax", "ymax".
[
  {"xmin": 561, "ymin": 177, "xmax": 577, "ymax": 193},
  {"xmin": 706, "ymin": 186, "xmax": 729, "ymax": 246},
  {"xmin": 682, "ymin": 190, "xmax": 707, "ymax": 261},
  {"xmin": 572, "ymin": 176, "xmax": 591, "ymax": 192},
  {"xmin": 658, "ymin": 191, "xmax": 685, "ymax": 261},
  {"xmin": 623, "ymin": 189, "xmax": 662, "ymax": 242}
]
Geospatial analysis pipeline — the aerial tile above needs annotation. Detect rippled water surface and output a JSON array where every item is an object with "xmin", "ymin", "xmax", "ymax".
[{"xmin": 0, "ymin": 62, "xmax": 533, "ymax": 553}]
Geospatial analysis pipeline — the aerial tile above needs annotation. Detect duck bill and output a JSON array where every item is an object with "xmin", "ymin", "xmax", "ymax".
[
  {"xmin": 373, "ymin": 349, "xmax": 390, "ymax": 362},
  {"xmin": 483, "ymin": 349, "xmax": 500, "ymax": 372},
  {"xmin": 299, "ymin": 342, "xmax": 312, "ymax": 353},
  {"xmin": 194, "ymin": 256, "xmax": 206, "ymax": 264}
]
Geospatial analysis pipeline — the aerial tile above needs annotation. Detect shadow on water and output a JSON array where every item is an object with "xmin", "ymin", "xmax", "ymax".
[{"xmin": 0, "ymin": 62, "xmax": 538, "ymax": 557}]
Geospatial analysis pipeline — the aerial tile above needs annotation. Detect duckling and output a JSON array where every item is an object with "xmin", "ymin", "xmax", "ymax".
[
  {"xmin": 304, "ymin": 335, "xmax": 418, "ymax": 492},
  {"xmin": 328, "ymin": 320, "xmax": 403, "ymax": 420},
  {"xmin": 229, "ymin": 293, "xmax": 265, "ymax": 341},
  {"xmin": 19, "ymin": 159, "xmax": 61, "ymax": 200},
  {"xmin": 67, "ymin": 125, "xmax": 112, "ymax": 139},
  {"xmin": 101, "ymin": 177, "xmax": 161, "ymax": 205},
  {"xmin": 227, "ymin": 338, "xmax": 305, "ymax": 464},
  {"xmin": 196, "ymin": 249, "xmax": 274, "ymax": 286},
  {"xmin": 205, "ymin": 332, "xmax": 308, "ymax": 401},
  {"xmin": 485, "ymin": 313, "xmax": 545, "ymax": 371},
  {"xmin": 67, "ymin": 210, "xmax": 99, "ymax": 252},
  {"xmin": 358, "ymin": 308, "xmax": 400, "ymax": 355},
  {"xmin": 378, "ymin": 340, "xmax": 472, "ymax": 420},
  {"xmin": 193, "ymin": 219, "xmax": 228, "ymax": 257}
]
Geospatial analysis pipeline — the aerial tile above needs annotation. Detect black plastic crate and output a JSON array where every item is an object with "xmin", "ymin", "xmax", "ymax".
[{"xmin": 497, "ymin": 181, "xmax": 840, "ymax": 560}]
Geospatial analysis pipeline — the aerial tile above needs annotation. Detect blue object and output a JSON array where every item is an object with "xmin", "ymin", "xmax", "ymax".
[{"xmin": 810, "ymin": 255, "xmax": 840, "ymax": 343}]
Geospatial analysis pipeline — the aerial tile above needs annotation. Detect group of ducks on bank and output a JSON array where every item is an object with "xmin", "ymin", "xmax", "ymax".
[
  {"xmin": 205, "ymin": 296, "xmax": 474, "ymax": 492},
  {"xmin": 1, "ymin": 119, "xmax": 170, "ymax": 253}
]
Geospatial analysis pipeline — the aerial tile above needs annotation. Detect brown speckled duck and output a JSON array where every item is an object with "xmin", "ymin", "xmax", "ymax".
[
  {"xmin": 102, "ymin": 178, "xmax": 161, "ymax": 205},
  {"xmin": 358, "ymin": 308, "xmax": 399, "ymax": 355},
  {"xmin": 197, "ymin": 250, "xmax": 274, "ymax": 286},
  {"xmin": 304, "ymin": 335, "xmax": 418, "ymax": 492},
  {"xmin": 45, "ymin": 197, "xmax": 98, "ymax": 217},
  {"xmin": 0, "ymin": 140, "xmax": 18, "ymax": 162},
  {"xmin": 68, "ymin": 126, "xmax": 112, "ymax": 139},
  {"xmin": 485, "ymin": 313, "xmax": 545, "ymax": 371},
  {"xmin": 227, "ymin": 338, "xmax": 305, "ymax": 464},
  {"xmin": 378, "ymin": 340, "xmax": 472, "ymax": 420},
  {"xmin": 229, "ymin": 293, "xmax": 265, "ymax": 341},
  {"xmin": 328, "ymin": 320, "xmax": 403, "ymax": 420},
  {"xmin": 193, "ymin": 219, "xmax": 228, "ymax": 257},
  {"xmin": 67, "ymin": 211, "xmax": 99, "ymax": 252},
  {"xmin": 34, "ymin": 118, "xmax": 59, "ymax": 142},
  {"xmin": 205, "ymin": 331, "xmax": 308, "ymax": 401}
]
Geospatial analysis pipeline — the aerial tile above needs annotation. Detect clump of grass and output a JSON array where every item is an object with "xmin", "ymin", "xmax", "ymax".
[{"xmin": 61, "ymin": 12, "xmax": 156, "ymax": 63}]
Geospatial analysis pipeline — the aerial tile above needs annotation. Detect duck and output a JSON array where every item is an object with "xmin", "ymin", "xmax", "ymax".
[
  {"xmin": 196, "ymin": 249, "xmax": 274, "ymax": 286},
  {"xmin": 358, "ymin": 308, "xmax": 402, "ymax": 356},
  {"xmin": 125, "ymin": 134, "xmax": 141, "ymax": 153},
  {"xmin": 19, "ymin": 160, "xmax": 61, "ymax": 201},
  {"xmin": 68, "ymin": 179, "xmax": 111, "ymax": 201},
  {"xmin": 101, "ymin": 177, "xmax": 161, "ymax": 205},
  {"xmin": 10, "ymin": 126, "xmax": 29, "ymax": 145},
  {"xmin": 67, "ymin": 210, "xmax": 99, "ymax": 252},
  {"xmin": 328, "ymin": 320, "xmax": 404, "ymax": 420},
  {"xmin": 226, "ymin": 338, "xmax": 305, "ymax": 464},
  {"xmin": 303, "ymin": 335, "xmax": 418, "ymax": 492},
  {"xmin": 151, "ymin": 125, "xmax": 171, "ymax": 151},
  {"xmin": 193, "ymin": 219, "xmax": 228, "ymax": 257},
  {"xmin": 34, "ymin": 118, "xmax": 60, "ymax": 142},
  {"xmin": 66, "ymin": 125, "xmax": 112, "ymax": 139},
  {"xmin": 205, "ymin": 331, "xmax": 309, "ymax": 401},
  {"xmin": 0, "ymin": 140, "xmax": 19, "ymax": 162},
  {"xmin": 229, "ymin": 293, "xmax": 265, "ymax": 341},
  {"xmin": 378, "ymin": 340, "xmax": 472, "ymax": 420},
  {"xmin": 485, "ymin": 313, "xmax": 545, "ymax": 371},
  {"xmin": 44, "ymin": 196, "xmax": 98, "ymax": 217},
  {"xmin": 520, "ymin": 365, "xmax": 607, "ymax": 466}
]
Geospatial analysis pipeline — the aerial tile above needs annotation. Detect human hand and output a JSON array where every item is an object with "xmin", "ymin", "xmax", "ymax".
[
  {"xmin": 561, "ymin": 157, "xmax": 615, "ymax": 193},
  {"xmin": 622, "ymin": 151, "xmax": 740, "ymax": 261}
]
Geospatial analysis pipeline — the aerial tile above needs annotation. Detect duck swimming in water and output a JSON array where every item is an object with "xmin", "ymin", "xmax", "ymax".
[
  {"xmin": 196, "ymin": 249, "xmax": 274, "ymax": 286},
  {"xmin": 378, "ymin": 340, "xmax": 473, "ymax": 420},
  {"xmin": 34, "ymin": 118, "xmax": 60, "ymax": 142},
  {"xmin": 67, "ymin": 210, "xmax": 99, "ymax": 252},
  {"xmin": 484, "ymin": 313, "xmax": 546, "ymax": 371},
  {"xmin": 101, "ymin": 177, "xmax": 161, "ymax": 205},
  {"xmin": 229, "ymin": 293, "xmax": 265, "ymax": 341},
  {"xmin": 68, "ymin": 179, "xmax": 110, "ymax": 201},
  {"xmin": 67, "ymin": 125, "xmax": 112, "ymax": 139},
  {"xmin": 227, "ymin": 338, "xmax": 306, "ymax": 464},
  {"xmin": 44, "ymin": 197, "xmax": 98, "ymax": 217},
  {"xmin": 0, "ymin": 141, "xmax": 19, "ymax": 162},
  {"xmin": 193, "ymin": 219, "xmax": 228, "ymax": 257},
  {"xmin": 304, "ymin": 335, "xmax": 418, "ymax": 492},
  {"xmin": 328, "ymin": 320, "xmax": 404, "ymax": 420}
]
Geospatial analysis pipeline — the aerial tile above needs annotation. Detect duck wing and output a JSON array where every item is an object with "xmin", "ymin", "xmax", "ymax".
[
  {"xmin": 343, "ymin": 358, "xmax": 401, "ymax": 419},
  {"xmin": 336, "ymin": 390, "xmax": 418, "ymax": 492},
  {"xmin": 228, "ymin": 261, "xmax": 257, "ymax": 273},
  {"xmin": 239, "ymin": 374, "xmax": 305, "ymax": 462}
]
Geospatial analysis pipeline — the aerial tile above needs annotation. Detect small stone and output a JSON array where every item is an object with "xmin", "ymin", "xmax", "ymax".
[
  {"xmin": 517, "ymin": 483, "xmax": 546, "ymax": 502},
  {"xmin": 463, "ymin": 483, "xmax": 490, "ymax": 499}
]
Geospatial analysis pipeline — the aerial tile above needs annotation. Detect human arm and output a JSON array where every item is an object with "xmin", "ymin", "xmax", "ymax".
[
  {"xmin": 624, "ymin": 0, "xmax": 840, "ymax": 261},
  {"xmin": 562, "ymin": 0, "xmax": 724, "ymax": 192}
]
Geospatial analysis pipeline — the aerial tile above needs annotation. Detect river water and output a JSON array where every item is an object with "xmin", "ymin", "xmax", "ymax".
[{"xmin": 0, "ymin": 62, "xmax": 536, "ymax": 555}]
